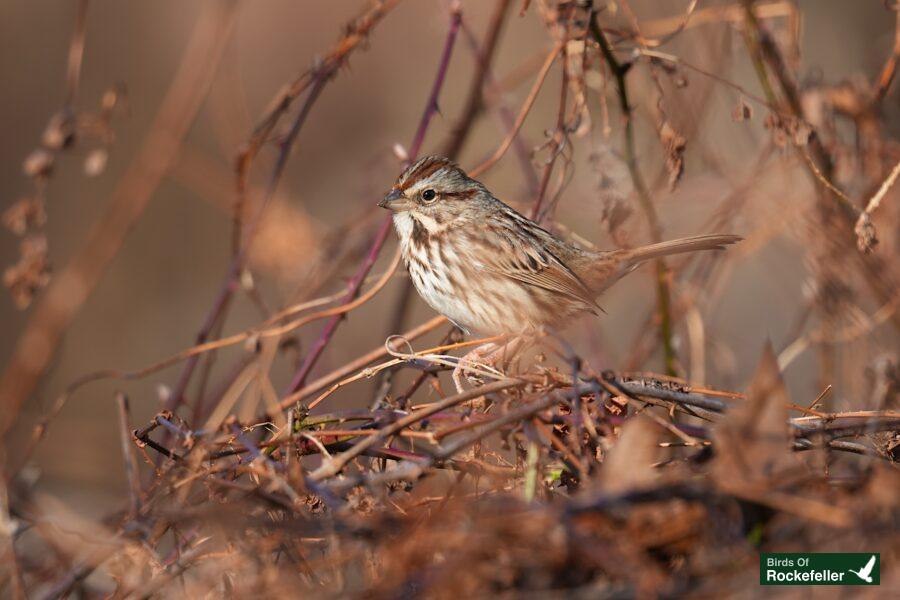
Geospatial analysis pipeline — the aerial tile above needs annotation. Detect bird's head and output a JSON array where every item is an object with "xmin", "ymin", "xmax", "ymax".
[{"xmin": 379, "ymin": 155, "xmax": 485, "ymax": 225}]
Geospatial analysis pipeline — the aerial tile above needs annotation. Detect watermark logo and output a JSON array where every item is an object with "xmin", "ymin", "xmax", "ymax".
[{"xmin": 760, "ymin": 553, "xmax": 880, "ymax": 586}]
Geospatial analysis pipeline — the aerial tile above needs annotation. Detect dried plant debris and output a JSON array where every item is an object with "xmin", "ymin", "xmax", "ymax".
[
  {"xmin": 732, "ymin": 97, "xmax": 753, "ymax": 121},
  {"xmin": 2, "ymin": 197, "xmax": 46, "ymax": 236},
  {"xmin": 3, "ymin": 234, "xmax": 51, "ymax": 309},
  {"xmin": 3, "ymin": 83, "xmax": 123, "ymax": 307},
  {"xmin": 658, "ymin": 120, "xmax": 687, "ymax": 191},
  {"xmin": 8, "ymin": 348, "xmax": 898, "ymax": 597},
  {"xmin": 5, "ymin": 1, "xmax": 900, "ymax": 597}
]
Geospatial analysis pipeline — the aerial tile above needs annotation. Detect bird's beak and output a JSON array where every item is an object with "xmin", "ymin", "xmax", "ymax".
[{"xmin": 378, "ymin": 189, "xmax": 412, "ymax": 212}]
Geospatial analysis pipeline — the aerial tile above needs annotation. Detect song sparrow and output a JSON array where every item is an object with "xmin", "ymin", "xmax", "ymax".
[{"xmin": 379, "ymin": 156, "xmax": 740, "ymax": 388}]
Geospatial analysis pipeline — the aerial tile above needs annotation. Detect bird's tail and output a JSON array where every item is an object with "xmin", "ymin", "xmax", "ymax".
[
  {"xmin": 619, "ymin": 234, "xmax": 742, "ymax": 266},
  {"xmin": 577, "ymin": 234, "xmax": 741, "ymax": 296}
]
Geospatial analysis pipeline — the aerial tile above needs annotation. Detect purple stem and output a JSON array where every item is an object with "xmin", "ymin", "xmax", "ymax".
[
  {"xmin": 408, "ymin": 9, "xmax": 463, "ymax": 158},
  {"xmin": 459, "ymin": 19, "xmax": 539, "ymax": 194},
  {"xmin": 285, "ymin": 8, "xmax": 463, "ymax": 394},
  {"xmin": 167, "ymin": 76, "xmax": 328, "ymax": 411}
]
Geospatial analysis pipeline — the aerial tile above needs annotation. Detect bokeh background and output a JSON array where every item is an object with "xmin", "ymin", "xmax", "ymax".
[{"xmin": 1, "ymin": 0, "xmax": 898, "ymax": 517}]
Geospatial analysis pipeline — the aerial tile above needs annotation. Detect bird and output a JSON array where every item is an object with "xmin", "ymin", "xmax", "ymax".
[
  {"xmin": 848, "ymin": 555, "xmax": 877, "ymax": 583},
  {"xmin": 379, "ymin": 155, "xmax": 741, "ymax": 390}
]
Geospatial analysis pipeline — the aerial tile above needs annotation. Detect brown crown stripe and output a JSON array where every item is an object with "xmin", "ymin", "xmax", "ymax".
[{"xmin": 398, "ymin": 156, "xmax": 456, "ymax": 190}]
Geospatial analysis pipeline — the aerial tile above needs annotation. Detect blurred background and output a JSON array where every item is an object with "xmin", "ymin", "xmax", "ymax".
[{"xmin": 1, "ymin": 0, "xmax": 898, "ymax": 517}]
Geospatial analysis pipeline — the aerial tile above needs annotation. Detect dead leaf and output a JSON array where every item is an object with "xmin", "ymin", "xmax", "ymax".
[
  {"xmin": 601, "ymin": 415, "xmax": 659, "ymax": 493},
  {"xmin": 712, "ymin": 342, "xmax": 802, "ymax": 488},
  {"xmin": 659, "ymin": 121, "xmax": 686, "ymax": 191}
]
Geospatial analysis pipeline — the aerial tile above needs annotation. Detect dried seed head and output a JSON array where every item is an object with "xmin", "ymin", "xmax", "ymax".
[
  {"xmin": 101, "ymin": 83, "xmax": 127, "ymax": 115},
  {"xmin": 732, "ymin": 98, "xmax": 753, "ymax": 121},
  {"xmin": 23, "ymin": 148, "xmax": 55, "ymax": 178},
  {"xmin": 3, "ymin": 197, "xmax": 46, "ymax": 236},
  {"xmin": 42, "ymin": 110, "xmax": 77, "ymax": 150},
  {"xmin": 3, "ymin": 234, "xmax": 51, "ymax": 309},
  {"xmin": 84, "ymin": 148, "xmax": 108, "ymax": 176}
]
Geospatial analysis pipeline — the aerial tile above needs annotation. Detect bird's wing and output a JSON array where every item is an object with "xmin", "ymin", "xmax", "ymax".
[
  {"xmin": 862, "ymin": 555, "xmax": 876, "ymax": 576},
  {"xmin": 481, "ymin": 225, "xmax": 600, "ymax": 312}
]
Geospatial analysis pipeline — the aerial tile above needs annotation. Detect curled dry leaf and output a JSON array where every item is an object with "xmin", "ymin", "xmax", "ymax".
[
  {"xmin": 565, "ymin": 39, "xmax": 592, "ymax": 137},
  {"xmin": 659, "ymin": 121, "xmax": 686, "ymax": 191}
]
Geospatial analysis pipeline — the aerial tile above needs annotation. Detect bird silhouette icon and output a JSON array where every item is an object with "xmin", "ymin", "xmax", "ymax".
[{"xmin": 848, "ymin": 555, "xmax": 877, "ymax": 583}]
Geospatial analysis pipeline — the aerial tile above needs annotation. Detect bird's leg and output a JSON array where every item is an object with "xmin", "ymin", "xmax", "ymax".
[
  {"xmin": 485, "ymin": 334, "xmax": 530, "ymax": 372},
  {"xmin": 451, "ymin": 335, "xmax": 534, "ymax": 394},
  {"xmin": 452, "ymin": 340, "xmax": 501, "ymax": 394}
]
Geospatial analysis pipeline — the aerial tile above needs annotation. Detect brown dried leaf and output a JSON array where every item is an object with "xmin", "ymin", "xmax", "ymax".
[
  {"xmin": 659, "ymin": 121, "xmax": 686, "ymax": 191},
  {"xmin": 601, "ymin": 415, "xmax": 659, "ymax": 493},
  {"xmin": 712, "ymin": 342, "xmax": 801, "ymax": 489}
]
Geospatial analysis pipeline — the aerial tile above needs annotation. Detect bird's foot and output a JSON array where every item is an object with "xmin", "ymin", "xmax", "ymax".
[
  {"xmin": 451, "ymin": 341, "xmax": 500, "ymax": 394},
  {"xmin": 451, "ymin": 336, "xmax": 530, "ymax": 394}
]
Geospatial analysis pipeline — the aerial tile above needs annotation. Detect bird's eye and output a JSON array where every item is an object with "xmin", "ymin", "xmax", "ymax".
[{"xmin": 421, "ymin": 189, "xmax": 437, "ymax": 202}]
